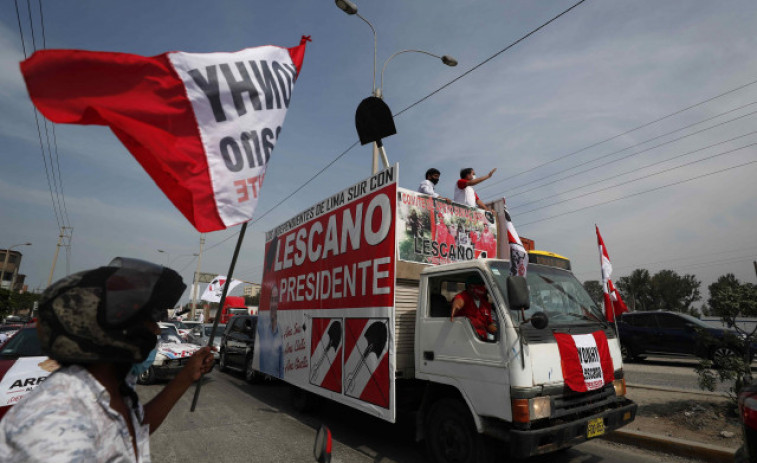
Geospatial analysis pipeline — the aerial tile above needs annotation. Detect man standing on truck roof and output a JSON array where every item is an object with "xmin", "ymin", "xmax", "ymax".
[
  {"xmin": 454, "ymin": 167, "xmax": 496, "ymax": 212},
  {"xmin": 450, "ymin": 275, "xmax": 497, "ymax": 340},
  {"xmin": 418, "ymin": 168, "xmax": 452, "ymax": 202}
]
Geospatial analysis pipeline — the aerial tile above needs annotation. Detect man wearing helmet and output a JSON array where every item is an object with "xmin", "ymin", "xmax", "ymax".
[
  {"xmin": 0, "ymin": 258, "xmax": 216, "ymax": 462},
  {"xmin": 450, "ymin": 274, "xmax": 497, "ymax": 340}
]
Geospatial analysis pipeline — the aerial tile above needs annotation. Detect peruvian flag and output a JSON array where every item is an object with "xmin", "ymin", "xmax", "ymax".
[
  {"xmin": 20, "ymin": 37, "xmax": 310, "ymax": 232},
  {"xmin": 596, "ymin": 225, "xmax": 628, "ymax": 322},
  {"xmin": 554, "ymin": 331, "xmax": 615, "ymax": 392},
  {"xmin": 503, "ymin": 199, "xmax": 528, "ymax": 277}
]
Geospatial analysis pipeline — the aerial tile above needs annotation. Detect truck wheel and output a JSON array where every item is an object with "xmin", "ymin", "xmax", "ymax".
[
  {"xmin": 245, "ymin": 355, "xmax": 261, "ymax": 384},
  {"xmin": 219, "ymin": 350, "xmax": 229, "ymax": 372},
  {"xmin": 425, "ymin": 398, "xmax": 487, "ymax": 463},
  {"xmin": 137, "ymin": 366, "xmax": 155, "ymax": 385}
]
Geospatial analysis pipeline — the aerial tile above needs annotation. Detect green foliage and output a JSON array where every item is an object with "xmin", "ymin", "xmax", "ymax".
[
  {"xmin": 0, "ymin": 288, "xmax": 41, "ymax": 319},
  {"xmin": 616, "ymin": 269, "xmax": 652, "ymax": 311},
  {"xmin": 695, "ymin": 274, "xmax": 757, "ymax": 399},
  {"xmin": 616, "ymin": 268, "xmax": 700, "ymax": 314},
  {"xmin": 582, "ymin": 280, "xmax": 604, "ymax": 307}
]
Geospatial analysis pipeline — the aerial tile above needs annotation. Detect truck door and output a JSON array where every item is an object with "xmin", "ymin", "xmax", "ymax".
[{"xmin": 417, "ymin": 271, "xmax": 509, "ymax": 418}]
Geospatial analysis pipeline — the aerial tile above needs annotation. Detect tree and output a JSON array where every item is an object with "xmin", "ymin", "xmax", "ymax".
[
  {"xmin": 695, "ymin": 274, "xmax": 757, "ymax": 399},
  {"xmin": 0, "ymin": 289, "xmax": 42, "ymax": 320},
  {"xmin": 648, "ymin": 269, "xmax": 701, "ymax": 313},
  {"xmin": 582, "ymin": 280, "xmax": 604, "ymax": 307},
  {"xmin": 616, "ymin": 269, "xmax": 652, "ymax": 312}
]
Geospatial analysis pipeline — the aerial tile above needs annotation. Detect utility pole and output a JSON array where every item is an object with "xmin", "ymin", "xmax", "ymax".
[
  {"xmin": 191, "ymin": 233, "xmax": 205, "ymax": 320},
  {"xmin": 753, "ymin": 260, "xmax": 756, "ymax": 281},
  {"xmin": 47, "ymin": 227, "xmax": 71, "ymax": 287}
]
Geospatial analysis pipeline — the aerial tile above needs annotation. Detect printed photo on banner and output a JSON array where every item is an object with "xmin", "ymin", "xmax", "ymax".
[{"xmin": 396, "ymin": 188, "xmax": 497, "ymax": 265}]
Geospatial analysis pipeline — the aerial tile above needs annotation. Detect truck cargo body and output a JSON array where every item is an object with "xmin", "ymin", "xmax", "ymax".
[{"xmin": 251, "ymin": 166, "xmax": 635, "ymax": 460}]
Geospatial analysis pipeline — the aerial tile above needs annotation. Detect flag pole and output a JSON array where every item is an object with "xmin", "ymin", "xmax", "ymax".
[{"xmin": 190, "ymin": 221, "xmax": 249, "ymax": 412}]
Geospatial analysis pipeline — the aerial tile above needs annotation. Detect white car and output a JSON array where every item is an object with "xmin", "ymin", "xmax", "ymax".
[{"xmin": 136, "ymin": 323, "xmax": 200, "ymax": 385}]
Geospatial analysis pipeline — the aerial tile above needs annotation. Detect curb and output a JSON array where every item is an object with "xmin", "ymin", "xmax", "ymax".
[
  {"xmin": 601, "ymin": 428, "xmax": 736, "ymax": 463},
  {"xmin": 626, "ymin": 383, "xmax": 729, "ymax": 398}
]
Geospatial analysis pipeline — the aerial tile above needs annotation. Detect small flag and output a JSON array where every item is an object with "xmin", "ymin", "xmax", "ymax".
[
  {"xmin": 502, "ymin": 199, "xmax": 527, "ymax": 277},
  {"xmin": 201, "ymin": 275, "xmax": 243, "ymax": 302},
  {"xmin": 595, "ymin": 225, "xmax": 628, "ymax": 322},
  {"xmin": 20, "ymin": 37, "xmax": 310, "ymax": 232}
]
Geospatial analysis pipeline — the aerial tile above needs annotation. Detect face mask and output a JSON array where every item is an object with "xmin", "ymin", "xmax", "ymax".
[
  {"xmin": 471, "ymin": 174, "xmax": 477, "ymax": 180},
  {"xmin": 470, "ymin": 285, "xmax": 486, "ymax": 298},
  {"xmin": 130, "ymin": 346, "xmax": 158, "ymax": 376},
  {"xmin": 430, "ymin": 178, "xmax": 439, "ymax": 185}
]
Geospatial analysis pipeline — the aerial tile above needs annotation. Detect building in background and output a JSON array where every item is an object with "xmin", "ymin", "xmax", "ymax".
[
  {"xmin": 0, "ymin": 249, "xmax": 27, "ymax": 293},
  {"xmin": 243, "ymin": 283, "xmax": 261, "ymax": 298}
]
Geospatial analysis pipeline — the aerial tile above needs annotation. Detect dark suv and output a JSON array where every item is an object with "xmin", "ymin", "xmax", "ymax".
[
  {"xmin": 218, "ymin": 315, "xmax": 260, "ymax": 382},
  {"xmin": 618, "ymin": 311, "xmax": 755, "ymax": 363}
]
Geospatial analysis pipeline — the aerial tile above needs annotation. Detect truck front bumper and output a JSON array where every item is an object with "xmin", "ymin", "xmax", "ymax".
[{"xmin": 508, "ymin": 399, "xmax": 637, "ymax": 458}]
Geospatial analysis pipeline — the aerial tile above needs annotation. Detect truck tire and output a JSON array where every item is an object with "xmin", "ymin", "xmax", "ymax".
[
  {"xmin": 245, "ymin": 355, "xmax": 262, "ymax": 384},
  {"xmin": 137, "ymin": 366, "xmax": 155, "ymax": 385},
  {"xmin": 425, "ymin": 398, "xmax": 488, "ymax": 463}
]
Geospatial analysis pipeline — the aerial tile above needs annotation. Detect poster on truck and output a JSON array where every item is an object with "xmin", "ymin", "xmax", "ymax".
[
  {"xmin": 255, "ymin": 166, "xmax": 397, "ymax": 421},
  {"xmin": 396, "ymin": 187, "xmax": 498, "ymax": 264}
]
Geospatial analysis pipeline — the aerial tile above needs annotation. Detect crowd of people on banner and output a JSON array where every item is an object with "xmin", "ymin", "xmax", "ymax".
[{"xmin": 416, "ymin": 166, "xmax": 498, "ymax": 264}]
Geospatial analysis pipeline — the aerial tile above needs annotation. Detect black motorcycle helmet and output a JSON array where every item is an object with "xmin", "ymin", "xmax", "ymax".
[{"xmin": 37, "ymin": 257, "xmax": 186, "ymax": 364}]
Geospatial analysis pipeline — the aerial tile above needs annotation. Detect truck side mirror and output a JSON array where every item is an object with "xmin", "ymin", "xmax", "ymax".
[
  {"xmin": 507, "ymin": 276, "xmax": 530, "ymax": 311},
  {"xmin": 529, "ymin": 312, "xmax": 549, "ymax": 330}
]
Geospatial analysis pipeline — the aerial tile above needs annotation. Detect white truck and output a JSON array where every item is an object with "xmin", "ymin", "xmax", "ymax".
[{"xmin": 251, "ymin": 165, "xmax": 636, "ymax": 461}]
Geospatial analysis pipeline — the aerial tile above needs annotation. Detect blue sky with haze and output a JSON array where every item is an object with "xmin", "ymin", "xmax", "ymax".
[{"xmin": 1, "ymin": 0, "xmax": 756, "ymax": 305}]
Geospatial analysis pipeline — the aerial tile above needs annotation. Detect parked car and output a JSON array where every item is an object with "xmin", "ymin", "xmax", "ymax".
[
  {"xmin": 183, "ymin": 321, "xmax": 202, "ymax": 332},
  {"xmin": 187, "ymin": 323, "xmax": 225, "ymax": 362},
  {"xmin": 0, "ymin": 325, "xmax": 59, "ymax": 420},
  {"xmin": 136, "ymin": 323, "xmax": 200, "ymax": 385},
  {"xmin": 166, "ymin": 319, "xmax": 191, "ymax": 340},
  {"xmin": 218, "ymin": 315, "xmax": 259, "ymax": 382},
  {"xmin": 0, "ymin": 324, "xmax": 24, "ymax": 347},
  {"xmin": 618, "ymin": 311, "xmax": 756, "ymax": 363}
]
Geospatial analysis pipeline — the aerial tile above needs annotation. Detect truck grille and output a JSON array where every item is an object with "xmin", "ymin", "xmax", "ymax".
[{"xmin": 551, "ymin": 385, "xmax": 616, "ymax": 420}]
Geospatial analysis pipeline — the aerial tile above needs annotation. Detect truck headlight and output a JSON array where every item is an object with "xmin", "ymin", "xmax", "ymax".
[{"xmin": 512, "ymin": 397, "xmax": 551, "ymax": 422}]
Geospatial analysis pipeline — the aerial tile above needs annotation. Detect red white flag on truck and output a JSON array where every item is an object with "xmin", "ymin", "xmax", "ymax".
[
  {"xmin": 595, "ymin": 225, "xmax": 628, "ymax": 322},
  {"xmin": 20, "ymin": 37, "xmax": 310, "ymax": 232},
  {"xmin": 502, "ymin": 200, "xmax": 527, "ymax": 277},
  {"xmin": 554, "ymin": 330, "xmax": 614, "ymax": 392}
]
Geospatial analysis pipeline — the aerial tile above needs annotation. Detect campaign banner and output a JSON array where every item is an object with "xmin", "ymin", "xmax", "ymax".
[
  {"xmin": 254, "ymin": 166, "xmax": 397, "ymax": 421},
  {"xmin": 0, "ymin": 357, "xmax": 59, "ymax": 407},
  {"xmin": 396, "ymin": 188, "xmax": 497, "ymax": 264},
  {"xmin": 554, "ymin": 331, "xmax": 614, "ymax": 392}
]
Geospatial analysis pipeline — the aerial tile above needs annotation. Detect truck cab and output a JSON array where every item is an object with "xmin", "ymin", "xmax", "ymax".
[{"xmin": 406, "ymin": 259, "xmax": 636, "ymax": 459}]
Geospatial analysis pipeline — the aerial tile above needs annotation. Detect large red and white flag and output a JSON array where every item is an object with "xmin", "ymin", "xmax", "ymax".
[
  {"xmin": 20, "ymin": 37, "xmax": 310, "ymax": 232},
  {"xmin": 595, "ymin": 225, "xmax": 628, "ymax": 322}
]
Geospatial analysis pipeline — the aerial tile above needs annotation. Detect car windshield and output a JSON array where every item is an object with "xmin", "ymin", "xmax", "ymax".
[
  {"xmin": 204, "ymin": 325, "xmax": 225, "ymax": 336},
  {"xmin": 0, "ymin": 328, "xmax": 43, "ymax": 358},
  {"xmin": 160, "ymin": 327, "xmax": 183, "ymax": 344},
  {"xmin": 489, "ymin": 262, "xmax": 606, "ymax": 326}
]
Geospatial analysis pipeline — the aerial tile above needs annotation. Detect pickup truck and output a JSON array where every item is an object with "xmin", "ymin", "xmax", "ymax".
[{"xmin": 250, "ymin": 166, "xmax": 636, "ymax": 461}]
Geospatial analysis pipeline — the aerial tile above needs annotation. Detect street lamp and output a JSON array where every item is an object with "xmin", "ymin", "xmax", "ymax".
[
  {"xmin": 1, "ymin": 242, "xmax": 31, "ymax": 294},
  {"xmin": 378, "ymin": 50, "xmax": 457, "ymax": 98},
  {"xmin": 335, "ymin": 1, "xmax": 458, "ymax": 174}
]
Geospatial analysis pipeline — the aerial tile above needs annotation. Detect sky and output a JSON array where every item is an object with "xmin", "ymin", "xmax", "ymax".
[{"xmin": 1, "ymin": 0, "xmax": 756, "ymax": 307}]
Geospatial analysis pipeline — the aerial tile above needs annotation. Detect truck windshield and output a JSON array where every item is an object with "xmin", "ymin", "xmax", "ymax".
[{"xmin": 488, "ymin": 262, "xmax": 606, "ymax": 326}]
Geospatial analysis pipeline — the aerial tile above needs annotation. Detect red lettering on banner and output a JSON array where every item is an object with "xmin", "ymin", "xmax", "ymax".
[{"xmin": 234, "ymin": 174, "xmax": 265, "ymax": 203}]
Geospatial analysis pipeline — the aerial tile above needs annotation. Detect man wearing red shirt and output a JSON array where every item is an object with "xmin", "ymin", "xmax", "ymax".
[
  {"xmin": 450, "ymin": 276, "xmax": 497, "ymax": 340},
  {"xmin": 453, "ymin": 167, "xmax": 496, "ymax": 211}
]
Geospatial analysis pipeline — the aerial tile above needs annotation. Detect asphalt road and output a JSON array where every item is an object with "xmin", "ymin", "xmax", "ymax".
[
  {"xmin": 138, "ymin": 369, "xmax": 707, "ymax": 463},
  {"xmin": 623, "ymin": 355, "xmax": 754, "ymax": 393}
]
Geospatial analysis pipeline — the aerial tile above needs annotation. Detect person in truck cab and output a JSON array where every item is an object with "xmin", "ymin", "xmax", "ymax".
[
  {"xmin": 0, "ymin": 258, "xmax": 215, "ymax": 463},
  {"xmin": 450, "ymin": 275, "xmax": 497, "ymax": 340},
  {"xmin": 453, "ymin": 167, "xmax": 496, "ymax": 212}
]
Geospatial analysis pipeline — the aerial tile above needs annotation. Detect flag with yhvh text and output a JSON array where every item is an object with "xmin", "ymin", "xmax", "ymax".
[
  {"xmin": 20, "ymin": 37, "xmax": 310, "ymax": 232},
  {"xmin": 595, "ymin": 225, "xmax": 628, "ymax": 322},
  {"xmin": 201, "ymin": 275, "xmax": 243, "ymax": 302}
]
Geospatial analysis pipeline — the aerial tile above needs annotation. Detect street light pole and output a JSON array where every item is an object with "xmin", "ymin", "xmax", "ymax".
[{"xmin": 191, "ymin": 234, "xmax": 206, "ymax": 321}]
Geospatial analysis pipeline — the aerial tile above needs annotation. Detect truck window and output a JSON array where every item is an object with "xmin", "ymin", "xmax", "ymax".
[{"xmin": 427, "ymin": 272, "xmax": 499, "ymax": 341}]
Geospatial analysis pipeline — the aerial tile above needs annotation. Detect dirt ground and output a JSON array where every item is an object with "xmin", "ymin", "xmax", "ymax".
[{"xmin": 625, "ymin": 386, "xmax": 742, "ymax": 450}]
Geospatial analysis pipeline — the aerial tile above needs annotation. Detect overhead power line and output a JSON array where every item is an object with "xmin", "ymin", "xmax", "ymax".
[
  {"xmin": 511, "ymin": 132, "xmax": 757, "ymax": 213},
  {"xmin": 517, "ymin": 159, "xmax": 757, "ymax": 227},
  {"xmin": 479, "ymin": 76, "xmax": 757, "ymax": 191},
  {"xmin": 489, "ymin": 105, "xmax": 757, "ymax": 200}
]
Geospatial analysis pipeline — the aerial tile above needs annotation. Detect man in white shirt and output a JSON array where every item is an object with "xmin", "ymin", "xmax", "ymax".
[
  {"xmin": 417, "ymin": 168, "xmax": 451, "ymax": 202},
  {"xmin": 453, "ymin": 167, "xmax": 496, "ymax": 211}
]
